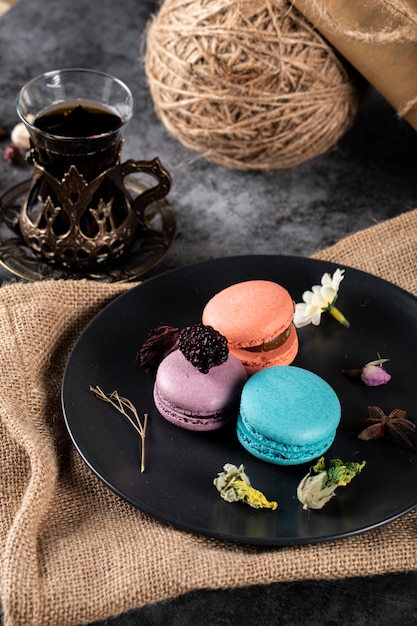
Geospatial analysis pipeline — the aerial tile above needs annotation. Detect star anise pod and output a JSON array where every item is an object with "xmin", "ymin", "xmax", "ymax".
[{"xmin": 358, "ymin": 406, "xmax": 416, "ymax": 448}]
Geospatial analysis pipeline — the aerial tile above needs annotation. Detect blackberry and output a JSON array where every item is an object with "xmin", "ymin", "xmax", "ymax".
[{"xmin": 179, "ymin": 324, "xmax": 228, "ymax": 373}]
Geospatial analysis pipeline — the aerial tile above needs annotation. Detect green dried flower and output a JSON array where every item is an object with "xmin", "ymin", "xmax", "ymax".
[{"xmin": 297, "ymin": 456, "xmax": 365, "ymax": 510}]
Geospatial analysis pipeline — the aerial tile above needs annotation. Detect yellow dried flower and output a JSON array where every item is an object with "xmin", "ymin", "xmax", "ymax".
[{"xmin": 214, "ymin": 463, "xmax": 278, "ymax": 510}]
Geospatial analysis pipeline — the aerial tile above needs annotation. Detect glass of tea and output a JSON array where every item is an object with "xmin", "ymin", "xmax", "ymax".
[{"xmin": 16, "ymin": 68, "xmax": 171, "ymax": 269}]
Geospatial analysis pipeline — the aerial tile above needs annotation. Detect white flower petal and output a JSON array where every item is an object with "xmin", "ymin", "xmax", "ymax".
[
  {"xmin": 320, "ymin": 286, "xmax": 337, "ymax": 306},
  {"xmin": 305, "ymin": 304, "xmax": 320, "ymax": 318},
  {"xmin": 302, "ymin": 290, "xmax": 314, "ymax": 304},
  {"xmin": 311, "ymin": 310, "xmax": 323, "ymax": 325},
  {"xmin": 293, "ymin": 303, "xmax": 314, "ymax": 327},
  {"xmin": 311, "ymin": 291, "xmax": 328, "ymax": 308},
  {"xmin": 331, "ymin": 268, "xmax": 345, "ymax": 291},
  {"xmin": 321, "ymin": 272, "xmax": 332, "ymax": 288},
  {"xmin": 293, "ymin": 314, "xmax": 311, "ymax": 328}
]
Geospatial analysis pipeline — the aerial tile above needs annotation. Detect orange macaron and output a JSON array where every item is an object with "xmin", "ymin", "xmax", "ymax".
[{"xmin": 202, "ymin": 280, "xmax": 298, "ymax": 374}]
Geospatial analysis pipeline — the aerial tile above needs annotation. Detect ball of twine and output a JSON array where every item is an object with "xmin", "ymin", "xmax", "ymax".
[{"xmin": 145, "ymin": 0, "xmax": 361, "ymax": 170}]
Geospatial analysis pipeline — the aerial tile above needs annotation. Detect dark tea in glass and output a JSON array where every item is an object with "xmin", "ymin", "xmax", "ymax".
[{"xmin": 32, "ymin": 101, "xmax": 124, "ymax": 179}]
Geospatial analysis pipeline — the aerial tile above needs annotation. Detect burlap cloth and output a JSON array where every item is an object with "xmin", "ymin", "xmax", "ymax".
[{"xmin": 2, "ymin": 208, "xmax": 417, "ymax": 626}]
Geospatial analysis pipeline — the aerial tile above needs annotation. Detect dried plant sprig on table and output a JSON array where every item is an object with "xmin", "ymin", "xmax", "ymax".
[
  {"xmin": 358, "ymin": 406, "xmax": 415, "ymax": 448},
  {"xmin": 90, "ymin": 385, "xmax": 148, "ymax": 472}
]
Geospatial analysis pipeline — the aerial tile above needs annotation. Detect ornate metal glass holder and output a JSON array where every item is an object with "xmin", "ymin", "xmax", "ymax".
[
  {"xmin": 0, "ymin": 177, "xmax": 176, "ymax": 283},
  {"xmin": 16, "ymin": 68, "xmax": 172, "ymax": 271},
  {"xmin": 19, "ymin": 146, "xmax": 171, "ymax": 269}
]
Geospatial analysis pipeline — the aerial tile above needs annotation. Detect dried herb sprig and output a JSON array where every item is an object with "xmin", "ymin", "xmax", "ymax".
[{"xmin": 90, "ymin": 385, "xmax": 148, "ymax": 472}]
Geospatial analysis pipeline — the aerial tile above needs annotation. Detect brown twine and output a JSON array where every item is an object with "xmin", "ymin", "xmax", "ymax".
[{"xmin": 144, "ymin": 0, "xmax": 361, "ymax": 170}]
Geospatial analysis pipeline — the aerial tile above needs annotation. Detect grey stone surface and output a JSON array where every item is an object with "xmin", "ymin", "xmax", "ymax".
[{"xmin": 0, "ymin": 0, "xmax": 416, "ymax": 283}]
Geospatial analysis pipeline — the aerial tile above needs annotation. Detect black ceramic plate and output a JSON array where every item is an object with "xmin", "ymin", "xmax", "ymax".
[{"xmin": 61, "ymin": 255, "xmax": 417, "ymax": 545}]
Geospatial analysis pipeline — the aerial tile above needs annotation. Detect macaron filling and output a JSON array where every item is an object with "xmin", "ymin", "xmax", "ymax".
[
  {"xmin": 228, "ymin": 325, "xmax": 299, "ymax": 375},
  {"xmin": 154, "ymin": 385, "xmax": 233, "ymax": 430},
  {"xmin": 243, "ymin": 326, "xmax": 292, "ymax": 352}
]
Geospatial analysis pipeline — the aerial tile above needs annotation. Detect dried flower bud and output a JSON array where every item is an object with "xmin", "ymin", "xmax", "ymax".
[
  {"xmin": 361, "ymin": 363, "xmax": 391, "ymax": 386},
  {"xmin": 3, "ymin": 143, "xmax": 23, "ymax": 165},
  {"xmin": 342, "ymin": 357, "xmax": 391, "ymax": 387}
]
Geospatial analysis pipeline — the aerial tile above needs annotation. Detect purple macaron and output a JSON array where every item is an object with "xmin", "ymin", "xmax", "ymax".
[{"xmin": 153, "ymin": 325, "xmax": 247, "ymax": 431}]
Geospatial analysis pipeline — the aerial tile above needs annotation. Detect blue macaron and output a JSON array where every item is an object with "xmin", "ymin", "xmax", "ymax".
[{"xmin": 236, "ymin": 366, "xmax": 341, "ymax": 465}]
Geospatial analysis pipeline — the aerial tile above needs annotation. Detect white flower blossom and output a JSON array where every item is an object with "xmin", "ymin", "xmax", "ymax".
[
  {"xmin": 293, "ymin": 268, "xmax": 349, "ymax": 328},
  {"xmin": 11, "ymin": 122, "xmax": 31, "ymax": 150}
]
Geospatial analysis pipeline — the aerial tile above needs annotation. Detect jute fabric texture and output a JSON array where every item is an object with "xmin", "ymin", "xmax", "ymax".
[{"xmin": 1, "ymin": 207, "xmax": 417, "ymax": 625}]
